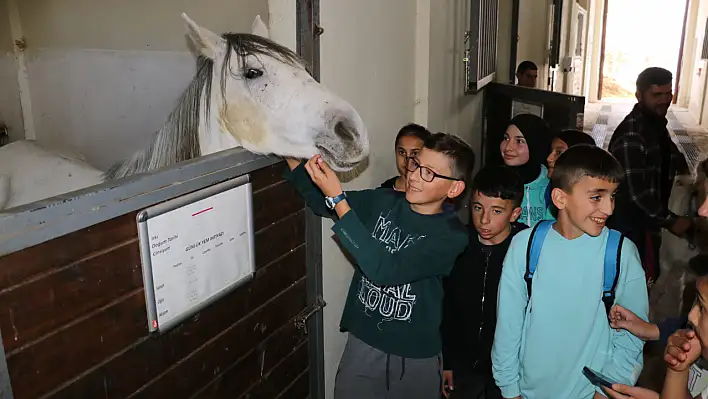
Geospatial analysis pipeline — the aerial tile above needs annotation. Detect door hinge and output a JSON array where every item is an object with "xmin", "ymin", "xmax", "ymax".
[{"xmin": 294, "ymin": 296, "xmax": 326, "ymax": 334}]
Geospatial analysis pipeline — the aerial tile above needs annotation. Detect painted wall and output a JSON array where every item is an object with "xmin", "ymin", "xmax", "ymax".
[
  {"xmin": 14, "ymin": 0, "xmax": 268, "ymax": 169},
  {"xmin": 318, "ymin": 2, "xmax": 417, "ymax": 396},
  {"xmin": 688, "ymin": 0, "xmax": 708, "ymax": 123},
  {"xmin": 0, "ymin": 0, "xmax": 24, "ymax": 143},
  {"xmin": 517, "ymin": 0, "xmax": 550, "ymax": 88}
]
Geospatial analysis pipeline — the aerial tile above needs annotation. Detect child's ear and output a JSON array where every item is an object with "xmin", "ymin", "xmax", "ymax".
[
  {"xmin": 447, "ymin": 181, "xmax": 466, "ymax": 199},
  {"xmin": 510, "ymin": 206, "xmax": 522, "ymax": 222},
  {"xmin": 551, "ymin": 187, "xmax": 567, "ymax": 209}
]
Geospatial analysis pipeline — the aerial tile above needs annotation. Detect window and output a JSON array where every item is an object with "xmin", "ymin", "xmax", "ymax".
[{"xmin": 465, "ymin": 0, "xmax": 500, "ymax": 93}]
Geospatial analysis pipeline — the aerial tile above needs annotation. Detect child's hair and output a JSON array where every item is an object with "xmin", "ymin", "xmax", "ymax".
[
  {"xmin": 551, "ymin": 145, "xmax": 624, "ymax": 191},
  {"xmin": 424, "ymin": 133, "xmax": 476, "ymax": 201},
  {"xmin": 395, "ymin": 123, "xmax": 431, "ymax": 147},
  {"xmin": 424, "ymin": 133, "xmax": 475, "ymax": 180},
  {"xmin": 472, "ymin": 165, "xmax": 524, "ymax": 208},
  {"xmin": 554, "ymin": 129, "xmax": 596, "ymax": 148}
]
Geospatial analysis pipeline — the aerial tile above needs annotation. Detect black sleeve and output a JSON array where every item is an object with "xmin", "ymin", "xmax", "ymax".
[
  {"xmin": 441, "ymin": 270, "xmax": 460, "ymax": 370},
  {"xmin": 658, "ymin": 316, "xmax": 688, "ymax": 346}
]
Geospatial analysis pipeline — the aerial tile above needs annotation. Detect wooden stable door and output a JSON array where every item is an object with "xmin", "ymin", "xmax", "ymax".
[{"xmin": 0, "ymin": 162, "xmax": 314, "ymax": 398}]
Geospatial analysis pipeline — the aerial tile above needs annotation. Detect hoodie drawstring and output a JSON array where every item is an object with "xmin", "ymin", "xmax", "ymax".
[{"xmin": 385, "ymin": 354, "xmax": 407, "ymax": 391}]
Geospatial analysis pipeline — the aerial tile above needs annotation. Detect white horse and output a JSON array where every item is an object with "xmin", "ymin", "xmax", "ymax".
[{"xmin": 0, "ymin": 14, "xmax": 369, "ymax": 211}]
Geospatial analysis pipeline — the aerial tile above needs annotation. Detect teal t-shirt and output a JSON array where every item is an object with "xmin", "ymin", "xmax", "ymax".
[{"xmin": 519, "ymin": 165, "xmax": 554, "ymax": 227}]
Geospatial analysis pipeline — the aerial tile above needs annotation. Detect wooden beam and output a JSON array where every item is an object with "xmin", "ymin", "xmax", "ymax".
[
  {"xmin": 597, "ymin": 0, "xmax": 609, "ymax": 100},
  {"xmin": 6, "ymin": 0, "xmax": 35, "ymax": 140}
]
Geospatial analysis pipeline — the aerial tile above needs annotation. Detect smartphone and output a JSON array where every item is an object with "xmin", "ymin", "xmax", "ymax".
[{"xmin": 582, "ymin": 366, "xmax": 616, "ymax": 388}]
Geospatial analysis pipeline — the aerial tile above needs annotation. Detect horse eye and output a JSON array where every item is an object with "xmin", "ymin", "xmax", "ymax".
[{"xmin": 244, "ymin": 68, "xmax": 264, "ymax": 79}]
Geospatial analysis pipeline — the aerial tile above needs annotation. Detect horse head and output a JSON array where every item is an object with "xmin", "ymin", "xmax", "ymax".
[{"xmin": 182, "ymin": 14, "xmax": 369, "ymax": 172}]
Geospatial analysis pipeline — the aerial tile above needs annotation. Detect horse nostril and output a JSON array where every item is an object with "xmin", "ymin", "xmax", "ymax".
[{"xmin": 334, "ymin": 121, "xmax": 357, "ymax": 143}]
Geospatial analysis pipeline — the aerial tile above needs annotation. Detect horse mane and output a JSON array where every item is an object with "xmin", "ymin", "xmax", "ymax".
[{"xmin": 103, "ymin": 33, "xmax": 307, "ymax": 181}]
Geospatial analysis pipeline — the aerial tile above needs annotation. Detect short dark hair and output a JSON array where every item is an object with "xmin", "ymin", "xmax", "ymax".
[
  {"xmin": 472, "ymin": 165, "xmax": 524, "ymax": 208},
  {"xmin": 554, "ymin": 129, "xmax": 596, "ymax": 148},
  {"xmin": 395, "ymin": 123, "xmax": 431, "ymax": 147},
  {"xmin": 551, "ymin": 145, "xmax": 624, "ymax": 191},
  {"xmin": 517, "ymin": 61, "xmax": 538, "ymax": 74},
  {"xmin": 636, "ymin": 67, "xmax": 672, "ymax": 93},
  {"xmin": 424, "ymin": 133, "xmax": 476, "ymax": 198}
]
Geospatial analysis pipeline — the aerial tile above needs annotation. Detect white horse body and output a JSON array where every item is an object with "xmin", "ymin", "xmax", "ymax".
[{"xmin": 0, "ymin": 14, "xmax": 369, "ymax": 211}]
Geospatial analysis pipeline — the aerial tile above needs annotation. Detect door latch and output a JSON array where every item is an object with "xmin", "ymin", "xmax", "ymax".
[{"xmin": 294, "ymin": 296, "xmax": 326, "ymax": 334}]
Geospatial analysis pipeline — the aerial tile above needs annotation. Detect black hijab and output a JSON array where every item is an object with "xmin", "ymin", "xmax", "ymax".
[
  {"xmin": 555, "ymin": 129, "xmax": 596, "ymax": 148},
  {"xmin": 505, "ymin": 114, "xmax": 552, "ymax": 184}
]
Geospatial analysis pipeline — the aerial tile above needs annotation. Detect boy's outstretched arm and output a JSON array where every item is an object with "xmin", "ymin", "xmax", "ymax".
[
  {"xmin": 492, "ymin": 234, "xmax": 528, "ymax": 399},
  {"xmin": 598, "ymin": 239, "xmax": 649, "ymax": 388},
  {"xmin": 292, "ymin": 156, "xmax": 468, "ymax": 286},
  {"xmin": 283, "ymin": 157, "xmax": 338, "ymax": 218}
]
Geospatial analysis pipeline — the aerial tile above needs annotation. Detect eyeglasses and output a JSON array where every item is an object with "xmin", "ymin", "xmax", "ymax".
[{"xmin": 406, "ymin": 157, "xmax": 461, "ymax": 183}]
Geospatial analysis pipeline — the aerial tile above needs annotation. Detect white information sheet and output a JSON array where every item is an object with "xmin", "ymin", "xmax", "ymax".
[
  {"xmin": 137, "ymin": 176, "xmax": 255, "ymax": 333},
  {"xmin": 511, "ymin": 100, "xmax": 544, "ymax": 118}
]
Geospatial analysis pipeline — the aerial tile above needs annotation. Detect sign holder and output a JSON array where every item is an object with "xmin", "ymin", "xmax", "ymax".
[{"xmin": 137, "ymin": 175, "xmax": 255, "ymax": 334}]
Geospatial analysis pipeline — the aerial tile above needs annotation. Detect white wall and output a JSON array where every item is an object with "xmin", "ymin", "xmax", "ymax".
[
  {"xmin": 12, "ymin": 0, "xmax": 268, "ymax": 169},
  {"xmin": 688, "ymin": 0, "xmax": 708, "ymax": 123},
  {"xmin": 318, "ymin": 1, "xmax": 484, "ymax": 397},
  {"xmin": 318, "ymin": 2, "xmax": 417, "ymax": 396},
  {"xmin": 0, "ymin": 0, "xmax": 24, "ymax": 142},
  {"xmin": 517, "ymin": 0, "xmax": 550, "ymax": 88}
]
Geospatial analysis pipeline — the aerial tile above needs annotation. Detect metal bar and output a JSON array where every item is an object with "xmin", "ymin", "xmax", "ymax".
[
  {"xmin": 296, "ymin": 0, "xmax": 325, "ymax": 398},
  {"xmin": 0, "ymin": 149, "xmax": 279, "ymax": 256}
]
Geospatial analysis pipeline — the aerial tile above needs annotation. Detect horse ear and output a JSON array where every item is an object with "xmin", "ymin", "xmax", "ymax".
[
  {"xmin": 181, "ymin": 13, "xmax": 224, "ymax": 59},
  {"xmin": 251, "ymin": 15, "xmax": 270, "ymax": 39}
]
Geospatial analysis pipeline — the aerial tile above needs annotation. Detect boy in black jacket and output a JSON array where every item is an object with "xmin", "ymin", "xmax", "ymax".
[{"xmin": 441, "ymin": 165, "xmax": 527, "ymax": 398}]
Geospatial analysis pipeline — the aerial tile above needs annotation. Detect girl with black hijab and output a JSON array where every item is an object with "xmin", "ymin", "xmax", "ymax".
[{"xmin": 499, "ymin": 114, "xmax": 554, "ymax": 227}]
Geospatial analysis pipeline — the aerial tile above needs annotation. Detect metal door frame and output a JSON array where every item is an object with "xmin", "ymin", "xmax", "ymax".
[{"xmin": 296, "ymin": 1, "xmax": 326, "ymax": 398}]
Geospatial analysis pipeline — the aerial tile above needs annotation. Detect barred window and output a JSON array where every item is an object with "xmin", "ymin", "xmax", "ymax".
[{"xmin": 465, "ymin": 0, "xmax": 500, "ymax": 93}]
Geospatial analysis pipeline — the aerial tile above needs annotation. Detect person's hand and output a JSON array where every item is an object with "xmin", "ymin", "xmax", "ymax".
[
  {"xmin": 303, "ymin": 155, "xmax": 343, "ymax": 198},
  {"xmin": 608, "ymin": 304, "xmax": 660, "ymax": 341},
  {"xmin": 669, "ymin": 216, "xmax": 693, "ymax": 237},
  {"xmin": 441, "ymin": 370, "xmax": 454, "ymax": 398},
  {"xmin": 664, "ymin": 329, "xmax": 701, "ymax": 372},
  {"xmin": 601, "ymin": 384, "xmax": 659, "ymax": 399}
]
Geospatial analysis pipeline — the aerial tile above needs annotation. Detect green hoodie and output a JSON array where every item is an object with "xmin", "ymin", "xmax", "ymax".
[
  {"xmin": 519, "ymin": 164, "xmax": 555, "ymax": 228},
  {"xmin": 283, "ymin": 163, "xmax": 468, "ymax": 358}
]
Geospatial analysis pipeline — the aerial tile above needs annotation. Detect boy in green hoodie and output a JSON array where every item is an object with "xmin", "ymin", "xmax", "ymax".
[{"xmin": 284, "ymin": 133, "xmax": 474, "ymax": 399}]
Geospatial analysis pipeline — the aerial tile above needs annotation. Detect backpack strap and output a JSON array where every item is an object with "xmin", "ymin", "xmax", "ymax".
[
  {"xmin": 602, "ymin": 229, "xmax": 624, "ymax": 315},
  {"xmin": 525, "ymin": 221, "xmax": 553, "ymax": 298}
]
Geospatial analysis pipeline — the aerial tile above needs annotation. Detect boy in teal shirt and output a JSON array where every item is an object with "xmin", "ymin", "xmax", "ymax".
[
  {"xmin": 492, "ymin": 145, "xmax": 649, "ymax": 398},
  {"xmin": 284, "ymin": 133, "xmax": 474, "ymax": 398}
]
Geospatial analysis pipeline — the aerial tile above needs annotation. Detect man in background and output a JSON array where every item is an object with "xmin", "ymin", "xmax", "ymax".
[
  {"xmin": 608, "ymin": 67, "xmax": 692, "ymax": 286},
  {"xmin": 516, "ymin": 61, "xmax": 538, "ymax": 88}
]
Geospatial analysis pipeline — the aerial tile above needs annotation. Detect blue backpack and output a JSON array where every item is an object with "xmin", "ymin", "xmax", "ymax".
[{"xmin": 524, "ymin": 220, "xmax": 625, "ymax": 315}]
